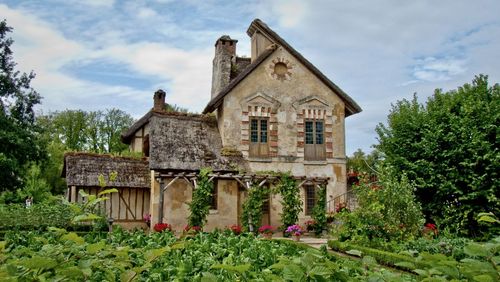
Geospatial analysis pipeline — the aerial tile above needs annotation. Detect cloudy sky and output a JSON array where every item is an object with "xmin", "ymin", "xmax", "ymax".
[{"xmin": 1, "ymin": 0, "xmax": 499, "ymax": 155}]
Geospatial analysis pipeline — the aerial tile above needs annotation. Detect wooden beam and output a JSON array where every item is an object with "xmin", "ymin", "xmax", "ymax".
[
  {"xmin": 258, "ymin": 179, "xmax": 268, "ymax": 187},
  {"xmin": 233, "ymin": 177, "xmax": 246, "ymax": 188}
]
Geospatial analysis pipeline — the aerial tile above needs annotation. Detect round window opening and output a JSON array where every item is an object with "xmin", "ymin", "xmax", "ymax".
[{"xmin": 273, "ymin": 62, "xmax": 288, "ymax": 75}]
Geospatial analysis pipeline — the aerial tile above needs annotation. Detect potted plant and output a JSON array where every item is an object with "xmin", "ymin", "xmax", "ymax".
[
  {"xmin": 258, "ymin": 225, "xmax": 274, "ymax": 239},
  {"xmin": 304, "ymin": 220, "xmax": 316, "ymax": 232},
  {"xmin": 286, "ymin": 224, "xmax": 303, "ymax": 241}
]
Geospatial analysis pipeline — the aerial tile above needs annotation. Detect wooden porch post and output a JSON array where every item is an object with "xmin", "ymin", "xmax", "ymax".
[{"xmin": 158, "ymin": 178, "xmax": 164, "ymax": 224}]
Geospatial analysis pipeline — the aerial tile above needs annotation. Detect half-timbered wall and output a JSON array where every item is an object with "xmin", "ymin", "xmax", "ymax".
[{"xmin": 75, "ymin": 187, "xmax": 150, "ymax": 227}]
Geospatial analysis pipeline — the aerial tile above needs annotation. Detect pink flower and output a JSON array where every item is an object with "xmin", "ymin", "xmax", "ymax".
[{"xmin": 285, "ymin": 224, "xmax": 303, "ymax": 236}]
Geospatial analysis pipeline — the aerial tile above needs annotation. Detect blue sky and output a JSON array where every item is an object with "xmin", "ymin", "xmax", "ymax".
[{"xmin": 1, "ymin": 0, "xmax": 499, "ymax": 155}]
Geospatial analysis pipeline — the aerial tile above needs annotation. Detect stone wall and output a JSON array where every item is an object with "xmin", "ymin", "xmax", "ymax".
[
  {"xmin": 218, "ymin": 46, "xmax": 348, "ymax": 206},
  {"xmin": 150, "ymin": 176, "xmax": 240, "ymax": 232}
]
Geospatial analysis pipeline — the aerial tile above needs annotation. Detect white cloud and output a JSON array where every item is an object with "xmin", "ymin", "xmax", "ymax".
[
  {"xmin": 95, "ymin": 42, "xmax": 213, "ymax": 111},
  {"xmin": 412, "ymin": 57, "xmax": 467, "ymax": 82},
  {"xmin": 137, "ymin": 7, "xmax": 159, "ymax": 19},
  {"xmin": 2, "ymin": 0, "xmax": 500, "ymax": 155},
  {"xmin": 78, "ymin": 0, "xmax": 114, "ymax": 8}
]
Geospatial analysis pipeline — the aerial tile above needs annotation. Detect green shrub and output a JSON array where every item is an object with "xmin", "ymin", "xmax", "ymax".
[
  {"xmin": 328, "ymin": 239, "xmax": 419, "ymax": 271},
  {"xmin": 0, "ymin": 202, "xmax": 76, "ymax": 231},
  {"xmin": 332, "ymin": 165, "xmax": 424, "ymax": 245},
  {"xmin": 397, "ymin": 237, "xmax": 472, "ymax": 260},
  {"xmin": 0, "ymin": 201, "xmax": 107, "ymax": 232}
]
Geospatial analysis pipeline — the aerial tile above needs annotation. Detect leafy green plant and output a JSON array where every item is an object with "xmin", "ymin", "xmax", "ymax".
[
  {"xmin": 376, "ymin": 75, "xmax": 500, "ymax": 238},
  {"xmin": 276, "ymin": 172, "xmax": 302, "ymax": 232},
  {"xmin": 0, "ymin": 202, "xmax": 77, "ymax": 231},
  {"xmin": 328, "ymin": 239, "xmax": 419, "ymax": 271},
  {"xmin": 241, "ymin": 183, "xmax": 271, "ymax": 232},
  {"xmin": 407, "ymin": 237, "xmax": 500, "ymax": 281},
  {"xmin": 0, "ymin": 227, "xmax": 413, "ymax": 281},
  {"xmin": 332, "ymin": 165, "xmax": 424, "ymax": 246},
  {"xmin": 311, "ymin": 184, "xmax": 327, "ymax": 236},
  {"xmin": 71, "ymin": 172, "xmax": 118, "ymax": 224},
  {"xmin": 188, "ymin": 167, "xmax": 213, "ymax": 229},
  {"xmin": 397, "ymin": 237, "xmax": 472, "ymax": 260}
]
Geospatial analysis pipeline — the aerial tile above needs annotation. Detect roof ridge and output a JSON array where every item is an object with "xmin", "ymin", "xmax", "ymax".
[{"xmin": 204, "ymin": 19, "xmax": 362, "ymax": 117}]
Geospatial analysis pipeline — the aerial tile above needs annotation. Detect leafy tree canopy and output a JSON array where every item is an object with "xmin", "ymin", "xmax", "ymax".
[
  {"xmin": 0, "ymin": 19, "xmax": 45, "ymax": 192},
  {"xmin": 375, "ymin": 75, "xmax": 499, "ymax": 237},
  {"xmin": 347, "ymin": 148, "xmax": 382, "ymax": 176},
  {"xmin": 38, "ymin": 108, "xmax": 133, "ymax": 153}
]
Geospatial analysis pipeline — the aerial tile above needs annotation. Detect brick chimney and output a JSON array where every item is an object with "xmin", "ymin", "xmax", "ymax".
[
  {"xmin": 153, "ymin": 89, "xmax": 166, "ymax": 112},
  {"xmin": 211, "ymin": 35, "xmax": 238, "ymax": 99}
]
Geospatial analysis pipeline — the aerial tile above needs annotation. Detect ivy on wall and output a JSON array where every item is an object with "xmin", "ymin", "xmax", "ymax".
[
  {"xmin": 188, "ymin": 168, "xmax": 213, "ymax": 229},
  {"xmin": 241, "ymin": 184, "xmax": 271, "ymax": 233},
  {"xmin": 311, "ymin": 184, "xmax": 327, "ymax": 236},
  {"xmin": 276, "ymin": 172, "xmax": 303, "ymax": 231}
]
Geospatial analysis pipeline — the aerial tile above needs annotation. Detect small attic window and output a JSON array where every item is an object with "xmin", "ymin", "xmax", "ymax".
[
  {"xmin": 274, "ymin": 62, "xmax": 288, "ymax": 75},
  {"xmin": 142, "ymin": 134, "xmax": 150, "ymax": 157}
]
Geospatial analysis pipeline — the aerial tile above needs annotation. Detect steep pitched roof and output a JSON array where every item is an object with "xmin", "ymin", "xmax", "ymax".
[
  {"xmin": 121, "ymin": 110, "xmax": 153, "ymax": 144},
  {"xmin": 203, "ymin": 19, "xmax": 362, "ymax": 116},
  {"xmin": 63, "ymin": 153, "xmax": 149, "ymax": 188},
  {"xmin": 148, "ymin": 112, "xmax": 246, "ymax": 171}
]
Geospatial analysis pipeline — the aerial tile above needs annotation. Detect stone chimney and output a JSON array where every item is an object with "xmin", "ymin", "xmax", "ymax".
[
  {"xmin": 211, "ymin": 35, "xmax": 238, "ymax": 99},
  {"xmin": 153, "ymin": 89, "xmax": 166, "ymax": 111}
]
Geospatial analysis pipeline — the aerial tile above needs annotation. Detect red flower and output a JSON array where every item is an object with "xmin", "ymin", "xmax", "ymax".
[
  {"xmin": 230, "ymin": 225, "xmax": 242, "ymax": 235},
  {"xmin": 258, "ymin": 225, "xmax": 274, "ymax": 234},
  {"xmin": 154, "ymin": 223, "xmax": 172, "ymax": 232},
  {"xmin": 423, "ymin": 223, "xmax": 438, "ymax": 236}
]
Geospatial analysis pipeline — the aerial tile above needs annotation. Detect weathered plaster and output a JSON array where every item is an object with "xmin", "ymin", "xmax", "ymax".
[{"xmin": 218, "ymin": 46, "xmax": 348, "ymax": 201}]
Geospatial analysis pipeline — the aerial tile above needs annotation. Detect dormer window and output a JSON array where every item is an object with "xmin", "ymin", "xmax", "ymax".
[{"xmin": 250, "ymin": 117, "xmax": 269, "ymax": 157}]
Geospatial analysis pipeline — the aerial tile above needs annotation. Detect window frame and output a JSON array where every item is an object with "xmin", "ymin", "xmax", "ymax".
[
  {"xmin": 249, "ymin": 117, "xmax": 270, "ymax": 158},
  {"xmin": 304, "ymin": 118, "xmax": 326, "ymax": 161},
  {"xmin": 305, "ymin": 185, "xmax": 316, "ymax": 216},
  {"xmin": 210, "ymin": 180, "xmax": 218, "ymax": 210}
]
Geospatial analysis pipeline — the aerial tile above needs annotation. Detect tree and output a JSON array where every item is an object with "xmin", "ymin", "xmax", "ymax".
[
  {"xmin": 51, "ymin": 110, "xmax": 88, "ymax": 151},
  {"xmin": 39, "ymin": 108, "xmax": 133, "ymax": 154},
  {"xmin": 347, "ymin": 149, "xmax": 382, "ymax": 175},
  {"xmin": 101, "ymin": 108, "xmax": 133, "ymax": 153},
  {"xmin": 375, "ymin": 75, "xmax": 500, "ymax": 237},
  {"xmin": 0, "ymin": 19, "xmax": 45, "ymax": 192}
]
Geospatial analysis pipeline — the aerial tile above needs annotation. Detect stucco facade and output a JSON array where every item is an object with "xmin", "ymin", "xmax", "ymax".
[
  {"xmin": 88, "ymin": 18, "xmax": 361, "ymax": 231},
  {"xmin": 216, "ymin": 45, "xmax": 348, "ymax": 205}
]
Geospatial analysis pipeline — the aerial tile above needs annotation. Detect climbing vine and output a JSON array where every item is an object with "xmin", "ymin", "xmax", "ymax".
[
  {"xmin": 311, "ymin": 184, "xmax": 327, "ymax": 236},
  {"xmin": 188, "ymin": 168, "xmax": 213, "ymax": 229},
  {"xmin": 241, "ymin": 184, "xmax": 271, "ymax": 233},
  {"xmin": 276, "ymin": 172, "xmax": 302, "ymax": 230}
]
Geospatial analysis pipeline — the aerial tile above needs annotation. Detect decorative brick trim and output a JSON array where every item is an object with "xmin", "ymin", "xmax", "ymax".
[{"xmin": 240, "ymin": 96, "xmax": 279, "ymax": 157}]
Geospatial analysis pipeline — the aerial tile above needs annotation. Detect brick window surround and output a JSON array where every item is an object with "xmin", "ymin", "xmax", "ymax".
[
  {"xmin": 240, "ymin": 93, "xmax": 280, "ymax": 159},
  {"xmin": 294, "ymin": 96, "xmax": 334, "ymax": 160}
]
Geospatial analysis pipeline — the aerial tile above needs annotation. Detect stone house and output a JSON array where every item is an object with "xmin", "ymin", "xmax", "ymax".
[{"xmin": 63, "ymin": 19, "xmax": 361, "ymax": 231}]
